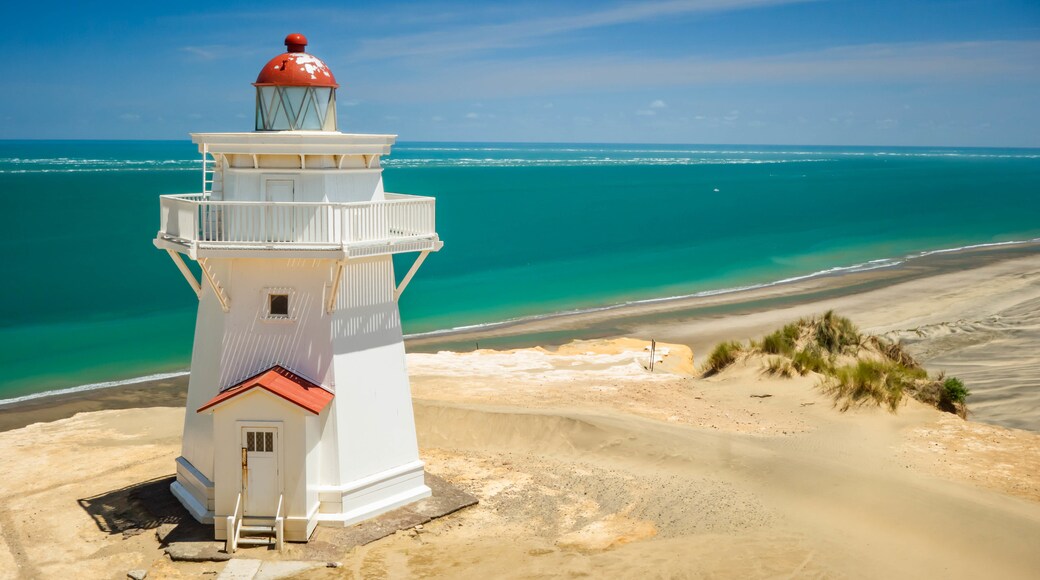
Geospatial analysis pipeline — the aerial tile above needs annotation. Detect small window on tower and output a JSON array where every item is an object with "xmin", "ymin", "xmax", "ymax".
[
  {"xmin": 261, "ymin": 287, "xmax": 295, "ymax": 321},
  {"xmin": 269, "ymin": 294, "xmax": 289, "ymax": 317}
]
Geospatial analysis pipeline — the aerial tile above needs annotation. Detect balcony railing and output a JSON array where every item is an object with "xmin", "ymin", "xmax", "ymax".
[{"xmin": 158, "ymin": 193, "xmax": 437, "ymax": 254}]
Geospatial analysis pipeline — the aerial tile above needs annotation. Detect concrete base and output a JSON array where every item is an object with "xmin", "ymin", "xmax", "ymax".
[
  {"xmin": 296, "ymin": 473, "xmax": 477, "ymax": 560},
  {"xmin": 172, "ymin": 456, "xmax": 215, "ymax": 525},
  {"xmin": 316, "ymin": 460, "xmax": 431, "ymax": 528}
]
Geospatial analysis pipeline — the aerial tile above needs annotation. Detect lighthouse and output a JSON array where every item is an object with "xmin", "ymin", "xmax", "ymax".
[{"xmin": 153, "ymin": 34, "xmax": 441, "ymax": 548}]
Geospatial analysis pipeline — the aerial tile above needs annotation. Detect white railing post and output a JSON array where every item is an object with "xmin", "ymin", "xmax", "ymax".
[
  {"xmin": 226, "ymin": 492, "xmax": 241, "ymax": 554},
  {"xmin": 275, "ymin": 493, "xmax": 285, "ymax": 552}
]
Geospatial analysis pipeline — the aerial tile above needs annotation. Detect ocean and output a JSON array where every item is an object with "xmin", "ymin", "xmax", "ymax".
[{"xmin": 1, "ymin": 140, "xmax": 1039, "ymax": 402}]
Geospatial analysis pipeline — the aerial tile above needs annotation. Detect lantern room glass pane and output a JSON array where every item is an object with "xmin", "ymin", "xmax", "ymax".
[
  {"xmin": 281, "ymin": 87, "xmax": 307, "ymax": 125},
  {"xmin": 313, "ymin": 87, "xmax": 331, "ymax": 110},
  {"xmin": 256, "ymin": 85, "xmax": 336, "ymax": 131},
  {"xmin": 269, "ymin": 97, "xmax": 290, "ymax": 130},
  {"xmin": 299, "ymin": 93, "xmax": 322, "ymax": 129}
]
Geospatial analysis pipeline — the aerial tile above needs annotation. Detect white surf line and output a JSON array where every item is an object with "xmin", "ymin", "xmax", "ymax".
[{"xmin": 0, "ymin": 371, "xmax": 190, "ymax": 407}]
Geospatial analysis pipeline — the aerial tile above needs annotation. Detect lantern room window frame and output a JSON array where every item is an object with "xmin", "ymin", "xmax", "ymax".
[{"xmin": 256, "ymin": 86, "xmax": 337, "ymax": 131}]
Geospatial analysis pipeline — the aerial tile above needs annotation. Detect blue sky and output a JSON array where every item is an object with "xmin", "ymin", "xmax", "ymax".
[{"xmin": 2, "ymin": 0, "xmax": 1039, "ymax": 146}]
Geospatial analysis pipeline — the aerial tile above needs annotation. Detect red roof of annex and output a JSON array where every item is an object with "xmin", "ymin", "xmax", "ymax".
[
  {"xmin": 254, "ymin": 33, "xmax": 339, "ymax": 88},
  {"xmin": 197, "ymin": 365, "xmax": 334, "ymax": 415}
]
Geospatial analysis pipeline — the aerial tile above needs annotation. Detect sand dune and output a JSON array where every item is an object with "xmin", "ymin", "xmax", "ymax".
[{"xmin": 3, "ymin": 336, "xmax": 1037, "ymax": 579}]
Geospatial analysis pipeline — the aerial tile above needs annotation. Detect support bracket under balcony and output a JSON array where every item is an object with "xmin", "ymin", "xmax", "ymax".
[
  {"xmin": 199, "ymin": 258, "xmax": 230, "ymax": 313},
  {"xmin": 166, "ymin": 250, "xmax": 202, "ymax": 298},
  {"xmin": 326, "ymin": 260, "xmax": 346, "ymax": 314},
  {"xmin": 394, "ymin": 250, "xmax": 430, "ymax": 302}
]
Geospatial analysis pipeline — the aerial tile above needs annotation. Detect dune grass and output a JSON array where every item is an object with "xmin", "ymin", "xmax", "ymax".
[
  {"xmin": 705, "ymin": 341, "xmax": 746, "ymax": 375},
  {"xmin": 761, "ymin": 323, "xmax": 801, "ymax": 356},
  {"xmin": 703, "ymin": 311, "xmax": 969, "ymax": 417},
  {"xmin": 822, "ymin": 359, "xmax": 927, "ymax": 412},
  {"xmin": 763, "ymin": 357, "xmax": 796, "ymax": 378},
  {"xmin": 791, "ymin": 346, "xmax": 830, "ymax": 376},
  {"xmin": 814, "ymin": 310, "xmax": 861, "ymax": 354}
]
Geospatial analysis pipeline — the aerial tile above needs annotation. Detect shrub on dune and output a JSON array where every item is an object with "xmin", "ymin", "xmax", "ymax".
[
  {"xmin": 814, "ymin": 310, "xmax": 861, "ymax": 354},
  {"xmin": 763, "ymin": 357, "xmax": 795, "ymax": 377},
  {"xmin": 823, "ymin": 359, "xmax": 926, "ymax": 412},
  {"xmin": 734, "ymin": 311, "xmax": 969, "ymax": 417},
  {"xmin": 705, "ymin": 341, "xmax": 745, "ymax": 375},
  {"xmin": 761, "ymin": 323, "xmax": 800, "ymax": 356},
  {"xmin": 791, "ymin": 346, "xmax": 830, "ymax": 376}
]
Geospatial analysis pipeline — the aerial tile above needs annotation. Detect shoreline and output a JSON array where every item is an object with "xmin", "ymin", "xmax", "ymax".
[
  {"xmin": 404, "ymin": 238, "xmax": 1039, "ymax": 344},
  {"xmin": 407, "ymin": 240, "xmax": 1040, "ymax": 354},
  {"xmin": 2, "ymin": 240, "xmax": 1038, "ymax": 433}
]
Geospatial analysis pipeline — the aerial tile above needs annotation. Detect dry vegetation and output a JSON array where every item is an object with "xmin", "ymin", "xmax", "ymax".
[{"xmin": 705, "ymin": 311, "xmax": 970, "ymax": 417}]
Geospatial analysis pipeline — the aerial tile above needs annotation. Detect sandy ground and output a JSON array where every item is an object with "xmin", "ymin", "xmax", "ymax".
[
  {"xmin": 1, "ymin": 341, "xmax": 1038, "ymax": 579},
  {"xmin": 623, "ymin": 253, "xmax": 1040, "ymax": 431},
  {"xmin": 1, "ymin": 250, "xmax": 1039, "ymax": 578}
]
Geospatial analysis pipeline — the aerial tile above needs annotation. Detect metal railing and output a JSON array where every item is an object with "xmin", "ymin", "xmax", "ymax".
[{"xmin": 159, "ymin": 192, "xmax": 436, "ymax": 249}]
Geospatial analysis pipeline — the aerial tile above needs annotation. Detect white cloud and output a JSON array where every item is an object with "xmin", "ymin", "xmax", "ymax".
[
  {"xmin": 465, "ymin": 112, "xmax": 480, "ymax": 119},
  {"xmin": 367, "ymin": 41, "xmax": 1040, "ymax": 101},
  {"xmin": 650, "ymin": 99, "xmax": 667, "ymax": 108},
  {"xmin": 353, "ymin": 0, "xmax": 817, "ymax": 59}
]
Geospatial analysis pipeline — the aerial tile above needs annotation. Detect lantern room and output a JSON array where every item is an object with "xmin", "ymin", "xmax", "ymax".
[{"xmin": 254, "ymin": 33, "xmax": 338, "ymax": 131}]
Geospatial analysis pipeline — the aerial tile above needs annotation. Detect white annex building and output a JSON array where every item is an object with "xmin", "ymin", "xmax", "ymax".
[{"xmin": 153, "ymin": 33, "xmax": 442, "ymax": 550}]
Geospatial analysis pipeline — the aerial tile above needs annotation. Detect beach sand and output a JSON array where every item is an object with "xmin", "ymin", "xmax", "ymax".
[{"xmin": 0, "ymin": 246, "xmax": 1038, "ymax": 578}]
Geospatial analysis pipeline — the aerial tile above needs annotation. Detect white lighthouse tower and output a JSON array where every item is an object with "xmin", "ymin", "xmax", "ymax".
[{"xmin": 153, "ymin": 33, "xmax": 441, "ymax": 548}]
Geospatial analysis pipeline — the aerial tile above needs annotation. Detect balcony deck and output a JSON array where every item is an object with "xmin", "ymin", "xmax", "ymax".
[{"xmin": 155, "ymin": 193, "xmax": 440, "ymax": 259}]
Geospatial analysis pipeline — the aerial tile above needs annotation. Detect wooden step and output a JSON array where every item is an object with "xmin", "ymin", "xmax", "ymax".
[
  {"xmin": 240, "ymin": 525, "xmax": 275, "ymax": 534},
  {"xmin": 237, "ymin": 537, "xmax": 273, "ymax": 546},
  {"xmin": 242, "ymin": 516, "xmax": 275, "ymax": 524}
]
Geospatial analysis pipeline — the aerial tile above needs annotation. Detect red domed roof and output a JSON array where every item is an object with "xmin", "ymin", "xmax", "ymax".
[{"xmin": 254, "ymin": 33, "xmax": 339, "ymax": 88}]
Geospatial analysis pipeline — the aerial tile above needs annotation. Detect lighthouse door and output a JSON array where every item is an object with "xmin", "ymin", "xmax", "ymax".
[
  {"xmin": 241, "ymin": 427, "xmax": 280, "ymax": 516},
  {"xmin": 263, "ymin": 177, "xmax": 296, "ymax": 243}
]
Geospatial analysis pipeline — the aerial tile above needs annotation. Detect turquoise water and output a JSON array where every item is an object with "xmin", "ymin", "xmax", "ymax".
[{"xmin": 2, "ymin": 141, "xmax": 1039, "ymax": 400}]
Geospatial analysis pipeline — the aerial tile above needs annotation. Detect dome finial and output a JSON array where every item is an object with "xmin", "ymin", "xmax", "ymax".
[{"xmin": 285, "ymin": 33, "xmax": 307, "ymax": 53}]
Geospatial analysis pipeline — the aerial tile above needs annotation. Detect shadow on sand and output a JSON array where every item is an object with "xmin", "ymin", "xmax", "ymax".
[{"xmin": 77, "ymin": 475, "xmax": 210, "ymax": 545}]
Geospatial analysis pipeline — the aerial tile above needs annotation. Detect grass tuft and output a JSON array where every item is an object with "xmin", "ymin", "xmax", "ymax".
[
  {"xmin": 822, "ymin": 359, "xmax": 925, "ymax": 412},
  {"xmin": 705, "ymin": 341, "xmax": 745, "ymax": 375},
  {"xmin": 814, "ymin": 310, "xmax": 861, "ymax": 354},
  {"xmin": 791, "ymin": 346, "xmax": 831, "ymax": 376},
  {"xmin": 761, "ymin": 323, "xmax": 800, "ymax": 356},
  {"xmin": 763, "ymin": 357, "xmax": 795, "ymax": 378}
]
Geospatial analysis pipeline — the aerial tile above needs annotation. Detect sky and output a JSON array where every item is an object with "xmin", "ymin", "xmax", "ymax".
[{"xmin": 2, "ymin": 0, "xmax": 1039, "ymax": 146}]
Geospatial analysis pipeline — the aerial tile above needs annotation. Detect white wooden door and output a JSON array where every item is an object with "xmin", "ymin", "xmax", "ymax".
[
  {"xmin": 241, "ymin": 427, "xmax": 279, "ymax": 516},
  {"xmin": 264, "ymin": 178, "xmax": 295, "ymax": 242}
]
